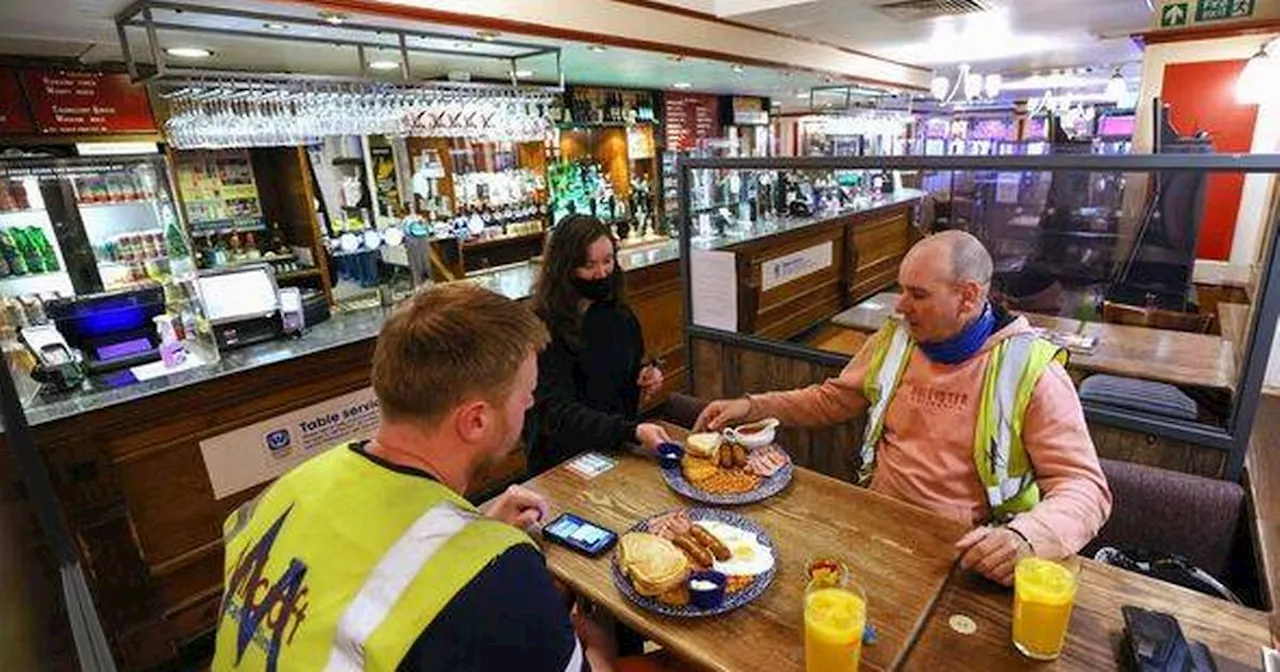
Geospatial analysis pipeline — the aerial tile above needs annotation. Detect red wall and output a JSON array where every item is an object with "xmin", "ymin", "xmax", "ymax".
[{"xmin": 1160, "ymin": 59, "xmax": 1259, "ymax": 261}]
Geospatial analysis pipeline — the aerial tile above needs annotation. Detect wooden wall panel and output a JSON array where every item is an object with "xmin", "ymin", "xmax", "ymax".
[{"xmin": 849, "ymin": 210, "xmax": 909, "ymax": 304}]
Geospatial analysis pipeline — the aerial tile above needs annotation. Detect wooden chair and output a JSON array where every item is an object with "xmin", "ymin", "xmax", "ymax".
[{"xmin": 1101, "ymin": 300, "xmax": 1215, "ymax": 334}]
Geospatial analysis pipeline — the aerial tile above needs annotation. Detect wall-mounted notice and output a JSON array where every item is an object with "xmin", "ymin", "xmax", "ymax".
[
  {"xmin": 761, "ymin": 241, "xmax": 833, "ymax": 292},
  {"xmin": 200, "ymin": 387, "xmax": 381, "ymax": 499},
  {"xmin": 691, "ymin": 249, "xmax": 738, "ymax": 332},
  {"xmin": 19, "ymin": 69, "xmax": 156, "ymax": 134},
  {"xmin": 0, "ymin": 70, "xmax": 34, "ymax": 133}
]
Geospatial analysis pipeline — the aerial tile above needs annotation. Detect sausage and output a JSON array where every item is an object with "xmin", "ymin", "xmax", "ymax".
[
  {"xmin": 673, "ymin": 534, "xmax": 714, "ymax": 567},
  {"xmin": 731, "ymin": 443, "xmax": 748, "ymax": 468},
  {"xmin": 718, "ymin": 444, "xmax": 734, "ymax": 469},
  {"xmin": 690, "ymin": 525, "xmax": 731, "ymax": 561}
]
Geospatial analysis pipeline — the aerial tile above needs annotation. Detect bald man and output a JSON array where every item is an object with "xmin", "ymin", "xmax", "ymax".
[{"xmin": 696, "ymin": 231, "xmax": 1111, "ymax": 586}]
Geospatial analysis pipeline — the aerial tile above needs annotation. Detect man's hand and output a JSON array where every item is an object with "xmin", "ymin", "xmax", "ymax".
[
  {"xmin": 483, "ymin": 484, "xmax": 548, "ymax": 530},
  {"xmin": 635, "ymin": 422, "xmax": 673, "ymax": 454},
  {"xmin": 955, "ymin": 526, "xmax": 1033, "ymax": 586},
  {"xmin": 572, "ymin": 601, "xmax": 618, "ymax": 672},
  {"xmin": 692, "ymin": 398, "xmax": 752, "ymax": 432}
]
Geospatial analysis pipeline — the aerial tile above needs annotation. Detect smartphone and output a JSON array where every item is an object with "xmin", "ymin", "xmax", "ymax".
[{"xmin": 542, "ymin": 513, "xmax": 618, "ymax": 557}]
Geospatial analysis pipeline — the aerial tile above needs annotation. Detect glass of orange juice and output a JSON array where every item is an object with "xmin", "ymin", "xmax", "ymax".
[
  {"xmin": 804, "ymin": 574, "xmax": 867, "ymax": 672},
  {"xmin": 1012, "ymin": 557, "xmax": 1080, "ymax": 660}
]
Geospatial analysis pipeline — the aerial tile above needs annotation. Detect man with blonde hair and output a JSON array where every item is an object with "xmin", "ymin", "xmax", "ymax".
[
  {"xmin": 697, "ymin": 231, "xmax": 1112, "ymax": 585},
  {"xmin": 213, "ymin": 284, "xmax": 615, "ymax": 671}
]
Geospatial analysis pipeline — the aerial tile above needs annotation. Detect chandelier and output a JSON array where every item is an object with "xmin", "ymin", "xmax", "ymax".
[{"xmin": 930, "ymin": 64, "xmax": 1002, "ymax": 104}]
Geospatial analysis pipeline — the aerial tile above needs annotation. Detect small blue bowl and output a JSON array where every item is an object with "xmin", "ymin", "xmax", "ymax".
[
  {"xmin": 687, "ymin": 570, "xmax": 728, "ymax": 610},
  {"xmin": 657, "ymin": 442, "xmax": 684, "ymax": 469}
]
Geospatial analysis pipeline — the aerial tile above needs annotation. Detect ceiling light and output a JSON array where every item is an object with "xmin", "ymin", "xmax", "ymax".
[
  {"xmin": 165, "ymin": 47, "xmax": 212, "ymax": 59},
  {"xmin": 983, "ymin": 73, "xmax": 1003, "ymax": 99},
  {"xmin": 963, "ymin": 72, "xmax": 983, "ymax": 100},
  {"xmin": 513, "ymin": 69, "xmax": 534, "ymax": 78},
  {"xmin": 318, "ymin": 10, "xmax": 346, "ymax": 25},
  {"xmin": 1105, "ymin": 67, "xmax": 1127, "ymax": 104},
  {"xmin": 588, "ymin": 45, "xmax": 607, "ymax": 53},
  {"xmin": 731, "ymin": 64, "xmax": 745, "ymax": 73},
  {"xmin": 1237, "ymin": 41, "xmax": 1278, "ymax": 105},
  {"xmin": 673, "ymin": 82, "xmax": 692, "ymax": 89},
  {"xmin": 262, "ymin": 22, "xmax": 288, "ymax": 31},
  {"xmin": 476, "ymin": 30, "xmax": 500, "ymax": 42},
  {"xmin": 796, "ymin": 91, "xmax": 810, "ymax": 99},
  {"xmin": 668, "ymin": 55, "xmax": 686, "ymax": 63},
  {"xmin": 368, "ymin": 60, "xmax": 400, "ymax": 71}
]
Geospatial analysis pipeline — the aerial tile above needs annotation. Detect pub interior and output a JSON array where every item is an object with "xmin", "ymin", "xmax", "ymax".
[{"xmin": 2, "ymin": 0, "xmax": 1280, "ymax": 670}]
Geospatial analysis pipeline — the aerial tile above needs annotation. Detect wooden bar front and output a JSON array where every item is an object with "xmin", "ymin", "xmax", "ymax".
[{"xmin": 16, "ymin": 259, "xmax": 682, "ymax": 669}]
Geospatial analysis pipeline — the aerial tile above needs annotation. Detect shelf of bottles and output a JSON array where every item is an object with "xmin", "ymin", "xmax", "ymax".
[
  {"xmin": 447, "ymin": 145, "xmax": 548, "ymax": 243},
  {"xmin": 558, "ymin": 88, "xmax": 659, "ymax": 127}
]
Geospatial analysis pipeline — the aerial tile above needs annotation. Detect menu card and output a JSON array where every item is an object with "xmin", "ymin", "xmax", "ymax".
[
  {"xmin": 664, "ymin": 92, "xmax": 721, "ymax": 152},
  {"xmin": 17, "ymin": 68, "xmax": 156, "ymax": 135},
  {"xmin": 0, "ymin": 69, "xmax": 34, "ymax": 134}
]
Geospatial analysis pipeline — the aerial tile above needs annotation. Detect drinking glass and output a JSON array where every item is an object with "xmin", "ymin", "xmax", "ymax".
[
  {"xmin": 804, "ymin": 573, "xmax": 866, "ymax": 672},
  {"xmin": 1012, "ymin": 557, "xmax": 1080, "ymax": 661}
]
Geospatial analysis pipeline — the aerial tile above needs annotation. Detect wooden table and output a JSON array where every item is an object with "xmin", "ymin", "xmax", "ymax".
[
  {"xmin": 518, "ymin": 423, "xmax": 1270, "ymax": 670},
  {"xmin": 906, "ymin": 565, "xmax": 1269, "ymax": 671},
  {"xmin": 827, "ymin": 292, "xmax": 1236, "ymax": 391},
  {"xmin": 1073, "ymin": 321, "xmax": 1236, "ymax": 392},
  {"xmin": 522, "ymin": 432, "xmax": 969, "ymax": 671}
]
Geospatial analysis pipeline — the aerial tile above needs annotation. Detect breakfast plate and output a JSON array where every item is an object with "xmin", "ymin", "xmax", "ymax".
[
  {"xmin": 659, "ymin": 424, "xmax": 794, "ymax": 505},
  {"xmin": 612, "ymin": 508, "xmax": 777, "ymax": 618}
]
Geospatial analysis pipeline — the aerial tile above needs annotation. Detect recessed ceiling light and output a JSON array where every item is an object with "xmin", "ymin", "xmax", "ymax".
[
  {"xmin": 368, "ymin": 60, "xmax": 400, "ymax": 71},
  {"xmin": 513, "ymin": 69, "xmax": 534, "ymax": 78},
  {"xmin": 319, "ymin": 10, "xmax": 346, "ymax": 25},
  {"xmin": 796, "ymin": 91, "xmax": 810, "ymax": 98},
  {"xmin": 262, "ymin": 22, "xmax": 288, "ymax": 30},
  {"xmin": 588, "ymin": 45, "xmax": 607, "ymax": 53},
  {"xmin": 476, "ymin": 30, "xmax": 500, "ymax": 41},
  {"xmin": 731, "ymin": 64, "xmax": 745, "ymax": 73},
  {"xmin": 165, "ymin": 47, "xmax": 212, "ymax": 59},
  {"xmin": 672, "ymin": 82, "xmax": 692, "ymax": 89}
]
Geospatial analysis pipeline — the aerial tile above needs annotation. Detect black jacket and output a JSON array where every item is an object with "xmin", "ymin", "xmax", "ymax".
[{"xmin": 525, "ymin": 301, "xmax": 644, "ymax": 476}]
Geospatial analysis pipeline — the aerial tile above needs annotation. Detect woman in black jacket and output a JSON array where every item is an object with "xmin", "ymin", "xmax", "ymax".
[{"xmin": 525, "ymin": 215, "xmax": 671, "ymax": 476}]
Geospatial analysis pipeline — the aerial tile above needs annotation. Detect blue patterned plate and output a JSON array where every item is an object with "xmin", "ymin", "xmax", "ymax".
[
  {"xmin": 660, "ymin": 447, "xmax": 794, "ymax": 505},
  {"xmin": 611, "ymin": 508, "xmax": 777, "ymax": 618}
]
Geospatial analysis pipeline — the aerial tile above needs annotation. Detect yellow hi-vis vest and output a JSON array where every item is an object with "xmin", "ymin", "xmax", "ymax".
[
  {"xmin": 212, "ymin": 445, "xmax": 535, "ymax": 672},
  {"xmin": 859, "ymin": 319, "xmax": 1067, "ymax": 522}
]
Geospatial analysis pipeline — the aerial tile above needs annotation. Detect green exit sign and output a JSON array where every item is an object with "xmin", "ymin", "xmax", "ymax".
[{"xmin": 1195, "ymin": 0, "xmax": 1254, "ymax": 22}]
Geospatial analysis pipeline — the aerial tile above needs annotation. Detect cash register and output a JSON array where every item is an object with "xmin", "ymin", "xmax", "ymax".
[{"xmin": 196, "ymin": 265, "xmax": 283, "ymax": 349}]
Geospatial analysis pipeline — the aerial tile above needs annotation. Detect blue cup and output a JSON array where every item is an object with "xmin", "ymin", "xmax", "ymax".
[
  {"xmin": 657, "ymin": 442, "xmax": 684, "ymax": 469},
  {"xmin": 688, "ymin": 570, "xmax": 728, "ymax": 610}
]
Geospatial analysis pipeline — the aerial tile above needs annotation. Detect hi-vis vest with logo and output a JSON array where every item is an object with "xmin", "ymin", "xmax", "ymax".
[
  {"xmin": 212, "ymin": 446, "xmax": 535, "ymax": 672},
  {"xmin": 859, "ymin": 319, "xmax": 1067, "ymax": 522}
]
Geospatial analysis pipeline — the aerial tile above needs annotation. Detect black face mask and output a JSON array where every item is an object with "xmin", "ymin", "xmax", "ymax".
[{"xmin": 571, "ymin": 273, "xmax": 614, "ymax": 302}]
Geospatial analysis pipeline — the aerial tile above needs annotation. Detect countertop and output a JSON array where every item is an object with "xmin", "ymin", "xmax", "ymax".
[{"xmin": 16, "ymin": 191, "xmax": 923, "ymax": 428}]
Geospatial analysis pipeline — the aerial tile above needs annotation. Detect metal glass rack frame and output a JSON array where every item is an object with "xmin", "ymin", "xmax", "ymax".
[{"xmin": 675, "ymin": 153, "xmax": 1280, "ymax": 481}]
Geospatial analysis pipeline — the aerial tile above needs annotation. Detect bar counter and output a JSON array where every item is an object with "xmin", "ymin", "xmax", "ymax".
[{"xmin": 6, "ymin": 191, "xmax": 922, "ymax": 669}]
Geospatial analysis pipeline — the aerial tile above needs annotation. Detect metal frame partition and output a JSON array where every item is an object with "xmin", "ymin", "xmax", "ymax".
[{"xmin": 675, "ymin": 154, "xmax": 1280, "ymax": 482}]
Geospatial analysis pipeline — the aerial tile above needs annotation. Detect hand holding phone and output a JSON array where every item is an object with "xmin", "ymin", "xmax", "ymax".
[{"xmin": 542, "ymin": 513, "xmax": 619, "ymax": 557}]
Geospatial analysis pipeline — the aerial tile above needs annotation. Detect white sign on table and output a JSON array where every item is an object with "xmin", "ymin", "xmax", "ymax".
[
  {"xmin": 691, "ymin": 249, "xmax": 739, "ymax": 332},
  {"xmin": 761, "ymin": 241, "xmax": 833, "ymax": 292},
  {"xmin": 199, "ymin": 387, "xmax": 381, "ymax": 499}
]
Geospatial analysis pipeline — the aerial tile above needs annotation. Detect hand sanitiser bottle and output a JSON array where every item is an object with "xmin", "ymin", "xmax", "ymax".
[{"xmin": 154, "ymin": 314, "xmax": 187, "ymax": 368}]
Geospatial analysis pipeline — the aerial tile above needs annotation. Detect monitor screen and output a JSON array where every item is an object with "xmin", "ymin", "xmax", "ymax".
[{"xmin": 198, "ymin": 267, "xmax": 278, "ymax": 323}]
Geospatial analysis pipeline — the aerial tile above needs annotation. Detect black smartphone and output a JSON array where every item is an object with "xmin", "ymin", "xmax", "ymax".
[{"xmin": 541, "ymin": 512, "xmax": 618, "ymax": 557}]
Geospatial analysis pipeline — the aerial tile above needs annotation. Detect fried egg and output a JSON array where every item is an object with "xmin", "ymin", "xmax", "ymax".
[{"xmin": 697, "ymin": 521, "xmax": 776, "ymax": 577}]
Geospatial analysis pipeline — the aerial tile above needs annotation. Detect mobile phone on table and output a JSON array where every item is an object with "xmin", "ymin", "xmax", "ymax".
[{"xmin": 542, "ymin": 513, "xmax": 618, "ymax": 557}]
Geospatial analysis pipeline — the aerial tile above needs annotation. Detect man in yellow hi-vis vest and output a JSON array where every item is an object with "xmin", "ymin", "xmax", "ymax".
[
  {"xmin": 212, "ymin": 284, "xmax": 617, "ymax": 671},
  {"xmin": 696, "ymin": 231, "xmax": 1111, "ymax": 586}
]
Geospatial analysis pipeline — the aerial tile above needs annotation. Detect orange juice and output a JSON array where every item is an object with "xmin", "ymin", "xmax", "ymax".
[
  {"xmin": 805, "ymin": 585, "xmax": 866, "ymax": 672},
  {"xmin": 1012, "ymin": 557, "xmax": 1079, "ymax": 660}
]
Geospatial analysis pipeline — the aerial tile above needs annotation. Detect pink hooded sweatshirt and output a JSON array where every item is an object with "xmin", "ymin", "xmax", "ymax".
[{"xmin": 748, "ymin": 315, "xmax": 1112, "ymax": 559}]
